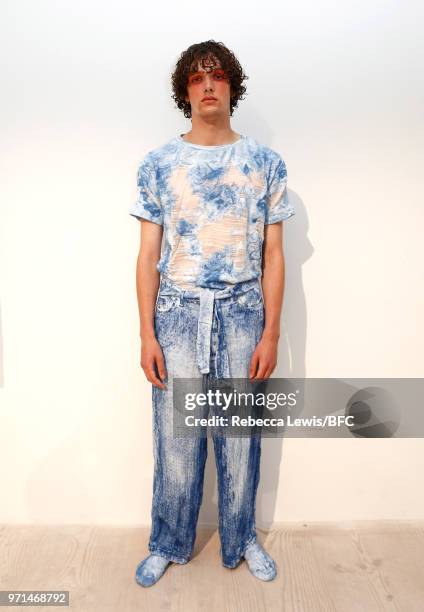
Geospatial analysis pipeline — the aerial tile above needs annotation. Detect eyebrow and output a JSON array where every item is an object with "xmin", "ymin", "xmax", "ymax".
[{"xmin": 188, "ymin": 68, "xmax": 226, "ymax": 77}]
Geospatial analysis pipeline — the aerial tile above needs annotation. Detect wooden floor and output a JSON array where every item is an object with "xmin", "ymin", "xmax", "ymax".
[{"xmin": 1, "ymin": 522, "xmax": 424, "ymax": 611}]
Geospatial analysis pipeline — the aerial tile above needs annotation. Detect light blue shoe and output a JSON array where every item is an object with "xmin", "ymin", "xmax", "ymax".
[
  {"xmin": 135, "ymin": 554, "xmax": 171, "ymax": 587},
  {"xmin": 243, "ymin": 541, "xmax": 277, "ymax": 581}
]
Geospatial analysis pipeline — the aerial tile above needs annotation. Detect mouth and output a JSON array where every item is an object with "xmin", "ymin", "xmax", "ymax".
[{"xmin": 202, "ymin": 97, "xmax": 217, "ymax": 102}]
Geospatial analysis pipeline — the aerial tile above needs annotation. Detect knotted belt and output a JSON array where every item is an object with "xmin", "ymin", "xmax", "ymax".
[{"xmin": 156, "ymin": 276, "xmax": 262, "ymax": 376}]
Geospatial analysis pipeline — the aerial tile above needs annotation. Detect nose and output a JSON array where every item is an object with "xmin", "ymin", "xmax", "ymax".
[{"xmin": 204, "ymin": 73, "xmax": 215, "ymax": 91}]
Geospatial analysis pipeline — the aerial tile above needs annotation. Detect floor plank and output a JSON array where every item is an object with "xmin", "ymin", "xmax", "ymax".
[{"xmin": 0, "ymin": 522, "xmax": 423, "ymax": 611}]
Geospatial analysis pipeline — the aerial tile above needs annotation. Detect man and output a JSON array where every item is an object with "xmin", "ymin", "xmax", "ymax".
[{"xmin": 129, "ymin": 40, "xmax": 295, "ymax": 587}]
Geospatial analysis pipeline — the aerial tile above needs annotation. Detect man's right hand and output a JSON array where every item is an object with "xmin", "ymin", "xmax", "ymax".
[{"xmin": 140, "ymin": 337, "xmax": 167, "ymax": 389}]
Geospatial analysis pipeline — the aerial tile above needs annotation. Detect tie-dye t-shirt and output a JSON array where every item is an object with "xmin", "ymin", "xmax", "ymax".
[{"xmin": 129, "ymin": 134, "xmax": 295, "ymax": 289}]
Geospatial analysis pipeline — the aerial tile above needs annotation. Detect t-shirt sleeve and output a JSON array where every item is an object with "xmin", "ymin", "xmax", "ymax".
[
  {"xmin": 264, "ymin": 156, "xmax": 295, "ymax": 225},
  {"xmin": 129, "ymin": 156, "xmax": 164, "ymax": 225}
]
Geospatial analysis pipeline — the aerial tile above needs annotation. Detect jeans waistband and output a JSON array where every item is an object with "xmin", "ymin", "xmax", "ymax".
[
  {"xmin": 157, "ymin": 276, "xmax": 263, "ymax": 375},
  {"xmin": 157, "ymin": 276, "xmax": 261, "ymax": 300}
]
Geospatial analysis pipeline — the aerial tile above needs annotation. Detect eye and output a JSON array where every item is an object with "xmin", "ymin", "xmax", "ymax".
[{"xmin": 189, "ymin": 75, "xmax": 202, "ymax": 84}]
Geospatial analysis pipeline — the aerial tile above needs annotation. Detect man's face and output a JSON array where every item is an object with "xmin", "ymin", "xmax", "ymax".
[{"xmin": 184, "ymin": 55, "xmax": 231, "ymax": 118}]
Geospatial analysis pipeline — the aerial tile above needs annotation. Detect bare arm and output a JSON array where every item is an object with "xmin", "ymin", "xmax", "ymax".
[
  {"xmin": 249, "ymin": 222, "xmax": 285, "ymax": 379},
  {"xmin": 261, "ymin": 222, "xmax": 285, "ymax": 342},
  {"xmin": 135, "ymin": 220, "xmax": 167, "ymax": 389}
]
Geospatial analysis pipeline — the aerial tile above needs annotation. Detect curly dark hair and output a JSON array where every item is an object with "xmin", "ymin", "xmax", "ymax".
[{"xmin": 171, "ymin": 40, "xmax": 249, "ymax": 119}]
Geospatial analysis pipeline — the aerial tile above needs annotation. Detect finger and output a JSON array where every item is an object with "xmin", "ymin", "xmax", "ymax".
[
  {"xmin": 249, "ymin": 353, "xmax": 259, "ymax": 379},
  {"xmin": 261, "ymin": 366, "xmax": 272, "ymax": 380},
  {"xmin": 145, "ymin": 364, "xmax": 167, "ymax": 390},
  {"xmin": 267, "ymin": 362, "xmax": 277, "ymax": 378},
  {"xmin": 254, "ymin": 360, "xmax": 270, "ymax": 380},
  {"xmin": 155, "ymin": 353, "xmax": 167, "ymax": 384}
]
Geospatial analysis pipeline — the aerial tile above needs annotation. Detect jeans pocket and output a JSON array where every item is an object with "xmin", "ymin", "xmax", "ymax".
[
  {"xmin": 156, "ymin": 294, "xmax": 179, "ymax": 314},
  {"xmin": 154, "ymin": 295, "xmax": 181, "ymax": 349},
  {"xmin": 236, "ymin": 287, "xmax": 263, "ymax": 310}
]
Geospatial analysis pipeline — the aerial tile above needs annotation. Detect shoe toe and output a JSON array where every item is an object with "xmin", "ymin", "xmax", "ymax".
[
  {"xmin": 135, "ymin": 562, "xmax": 156, "ymax": 587},
  {"xmin": 135, "ymin": 572, "xmax": 156, "ymax": 587},
  {"xmin": 252, "ymin": 564, "xmax": 277, "ymax": 581}
]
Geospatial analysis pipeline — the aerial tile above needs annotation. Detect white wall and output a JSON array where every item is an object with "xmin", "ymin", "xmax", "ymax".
[{"xmin": 1, "ymin": 0, "xmax": 423, "ymax": 526}]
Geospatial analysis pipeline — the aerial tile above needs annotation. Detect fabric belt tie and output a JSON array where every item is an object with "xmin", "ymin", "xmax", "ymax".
[{"xmin": 157, "ymin": 277, "xmax": 261, "ymax": 376}]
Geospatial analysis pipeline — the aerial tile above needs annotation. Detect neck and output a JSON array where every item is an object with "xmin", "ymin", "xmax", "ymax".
[{"xmin": 182, "ymin": 118, "xmax": 239, "ymax": 146}]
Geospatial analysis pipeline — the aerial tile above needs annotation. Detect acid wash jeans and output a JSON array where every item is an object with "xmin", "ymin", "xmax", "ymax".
[{"xmin": 149, "ymin": 275, "xmax": 265, "ymax": 569}]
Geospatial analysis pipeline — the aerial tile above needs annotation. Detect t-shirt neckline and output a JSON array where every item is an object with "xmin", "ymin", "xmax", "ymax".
[{"xmin": 176, "ymin": 133, "xmax": 245, "ymax": 150}]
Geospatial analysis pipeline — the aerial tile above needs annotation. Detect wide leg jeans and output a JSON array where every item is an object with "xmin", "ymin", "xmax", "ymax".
[{"xmin": 148, "ymin": 276, "xmax": 265, "ymax": 568}]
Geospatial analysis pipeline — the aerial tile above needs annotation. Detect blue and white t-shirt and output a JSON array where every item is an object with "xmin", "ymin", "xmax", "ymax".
[{"xmin": 129, "ymin": 134, "xmax": 295, "ymax": 290}]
